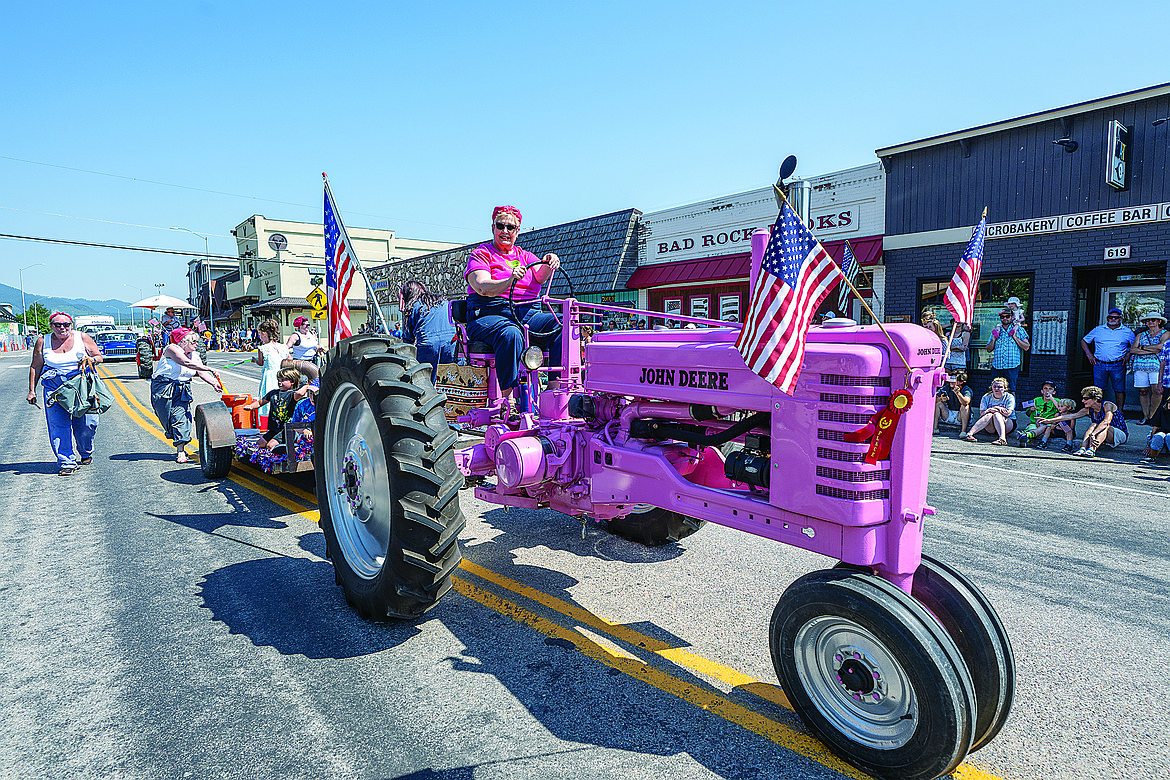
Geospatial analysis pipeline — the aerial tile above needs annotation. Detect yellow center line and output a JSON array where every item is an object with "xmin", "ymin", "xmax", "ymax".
[
  {"xmin": 97, "ymin": 364, "xmax": 1008, "ymax": 780},
  {"xmin": 451, "ymin": 576, "xmax": 870, "ymax": 779}
]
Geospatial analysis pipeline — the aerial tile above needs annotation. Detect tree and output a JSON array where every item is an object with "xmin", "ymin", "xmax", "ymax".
[{"xmin": 19, "ymin": 303, "xmax": 50, "ymax": 335}]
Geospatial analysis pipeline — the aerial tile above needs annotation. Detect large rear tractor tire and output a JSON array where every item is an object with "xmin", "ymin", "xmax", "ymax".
[
  {"xmin": 136, "ymin": 338, "xmax": 153, "ymax": 379},
  {"xmin": 770, "ymin": 568, "xmax": 976, "ymax": 780},
  {"xmin": 605, "ymin": 505, "xmax": 705, "ymax": 546},
  {"xmin": 314, "ymin": 335, "xmax": 465, "ymax": 620}
]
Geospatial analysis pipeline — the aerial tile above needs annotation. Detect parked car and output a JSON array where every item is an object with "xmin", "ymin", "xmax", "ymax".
[{"xmin": 93, "ymin": 330, "xmax": 139, "ymax": 361}]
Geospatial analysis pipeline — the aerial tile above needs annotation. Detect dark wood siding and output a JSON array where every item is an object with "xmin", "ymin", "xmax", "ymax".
[{"xmin": 885, "ymin": 95, "xmax": 1170, "ymax": 234}]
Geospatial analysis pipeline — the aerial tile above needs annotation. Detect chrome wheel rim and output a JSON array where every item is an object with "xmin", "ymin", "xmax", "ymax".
[
  {"xmin": 323, "ymin": 382, "xmax": 391, "ymax": 579},
  {"xmin": 793, "ymin": 615, "xmax": 917, "ymax": 749}
]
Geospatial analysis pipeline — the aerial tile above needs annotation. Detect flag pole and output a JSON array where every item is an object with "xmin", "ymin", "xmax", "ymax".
[
  {"xmin": 323, "ymin": 174, "xmax": 391, "ymax": 339},
  {"xmin": 775, "ymin": 185, "xmax": 913, "ymax": 378},
  {"xmin": 940, "ymin": 206, "xmax": 988, "ymax": 368}
]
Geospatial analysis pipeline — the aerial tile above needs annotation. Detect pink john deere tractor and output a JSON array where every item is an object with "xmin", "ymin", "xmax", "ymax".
[{"xmin": 306, "ymin": 224, "xmax": 1013, "ymax": 780}]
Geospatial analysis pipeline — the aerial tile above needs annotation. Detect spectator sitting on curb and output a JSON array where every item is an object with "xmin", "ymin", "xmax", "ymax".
[
  {"xmin": 1038, "ymin": 385, "xmax": 1128, "ymax": 458},
  {"xmin": 1016, "ymin": 379, "xmax": 1060, "ymax": 448},
  {"xmin": 963, "ymin": 377, "xmax": 1016, "ymax": 444},
  {"xmin": 934, "ymin": 372, "xmax": 973, "ymax": 436},
  {"xmin": 1140, "ymin": 395, "xmax": 1170, "ymax": 464},
  {"xmin": 1043, "ymin": 398, "xmax": 1079, "ymax": 452}
]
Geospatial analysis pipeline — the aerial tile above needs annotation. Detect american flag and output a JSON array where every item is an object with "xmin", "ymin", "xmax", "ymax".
[
  {"xmin": 324, "ymin": 179, "xmax": 357, "ymax": 344},
  {"xmin": 837, "ymin": 242, "xmax": 858, "ymax": 312},
  {"xmin": 736, "ymin": 202, "xmax": 842, "ymax": 395},
  {"xmin": 943, "ymin": 212, "xmax": 987, "ymax": 325}
]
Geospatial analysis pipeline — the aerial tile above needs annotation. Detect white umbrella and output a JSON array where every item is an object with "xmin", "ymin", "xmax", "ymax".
[{"xmin": 130, "ymin": 294, "xmax": 197, "ymax": 310}]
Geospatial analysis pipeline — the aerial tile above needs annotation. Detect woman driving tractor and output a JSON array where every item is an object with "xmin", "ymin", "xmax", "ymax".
[{"xmin": 463, "ymin": 205, "xmax": 563, "ymax": 408}]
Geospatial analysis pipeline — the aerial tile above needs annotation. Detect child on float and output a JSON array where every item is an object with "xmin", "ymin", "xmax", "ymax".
[
  {"xmin": 242, "ymin": 367, "xmax": 301, "ymax": 451},
  {"xmin": 1016, "ymin": 380, "xmax": 1060, "ymax": 448}
]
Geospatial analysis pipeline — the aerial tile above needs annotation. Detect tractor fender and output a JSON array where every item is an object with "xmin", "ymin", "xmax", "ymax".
[{"xmin": 195, "ymin": 401, "xmax": 236, "ymax": 449}]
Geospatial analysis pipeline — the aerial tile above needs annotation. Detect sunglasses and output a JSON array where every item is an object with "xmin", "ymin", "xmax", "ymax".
[
  {"xmin": 1107, "ymin": 315, "xmax": 1121, "ymax": 319},
  {"xmin": 494, "ymin": 222, "xmax": 519, "ymax": 232},
  {"xmin": 50, "ymin": 322, "xmax": 72, "ymax": 328},
  {"xmin": 999, "ymin": 315, "xmax": 1013, "ymax": 319},
  {"xmin": 992, "ymin": 385, "xmax": 1005, "ymax": 390}
]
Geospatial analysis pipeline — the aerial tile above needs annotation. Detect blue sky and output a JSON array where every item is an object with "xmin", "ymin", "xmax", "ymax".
[{"xmin": 4, "ymin": 0, "xmax": 1169, "ymax": 305}]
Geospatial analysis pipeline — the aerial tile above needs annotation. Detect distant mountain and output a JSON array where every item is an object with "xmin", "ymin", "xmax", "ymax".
[{"xmin": 0, "ymin": 281, "xmax": 136, "ymax": 320}]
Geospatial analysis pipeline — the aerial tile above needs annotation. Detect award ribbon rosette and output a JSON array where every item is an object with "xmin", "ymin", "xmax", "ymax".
[{"xmin": 841, "ymin": 389, "xmax": 914, "ymax": 465}]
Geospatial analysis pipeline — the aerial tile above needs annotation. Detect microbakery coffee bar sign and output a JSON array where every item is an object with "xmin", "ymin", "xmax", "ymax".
[{"xmin": 986, "ymin": 202, "xmax": 1170, "ymax": 239}]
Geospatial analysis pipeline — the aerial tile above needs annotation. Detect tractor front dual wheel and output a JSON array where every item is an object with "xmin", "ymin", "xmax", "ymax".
[{"xmin": 771, "ymin": 568, "xmax": 976, "ymax": 780}]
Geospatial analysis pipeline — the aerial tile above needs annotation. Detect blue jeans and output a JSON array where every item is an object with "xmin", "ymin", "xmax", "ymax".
[
  {"xmin": 43, "ymin": 375, "xmax": 98, "ymax": 468},
  {"xmin": 465, "ymin": 295, "xmax": 562, "ymax": 392},
  {"xmin": 416, "ymin": 341, "xmax": 456, "ymax": 384},
  {"xmin": 993, "ymin": 365, "xmax": 1020, "ymax": 393},
  {"xmin": 1093, "ymin": 361, "xmax": 1126, "ymax": 396}
]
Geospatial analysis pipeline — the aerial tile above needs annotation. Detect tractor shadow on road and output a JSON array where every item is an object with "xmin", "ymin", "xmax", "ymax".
[{"xmin": 196, "ymin": 533, "xmax": 431, "ymax": 660}]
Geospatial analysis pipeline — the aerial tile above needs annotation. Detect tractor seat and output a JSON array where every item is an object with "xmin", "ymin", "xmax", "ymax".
[{"xmin": 449, "ymin": 300, "xmax": 494, "ymax": 355}]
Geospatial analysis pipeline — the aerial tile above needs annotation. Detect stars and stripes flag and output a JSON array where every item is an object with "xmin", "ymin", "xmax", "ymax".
[
  {"xmin": 324, "ymin": 178, "xmax": 358, "ymax": 344},
  {"xmin": 837, "ymin": 242, "xmax": 858, "ymax": 312},
  {"xmin": 943, "ymin": 212, "xmax": 987, "ymax": 325},
  {"xmin": 736, "ymin": 201, "xmax": 842, "ymax": 395}
]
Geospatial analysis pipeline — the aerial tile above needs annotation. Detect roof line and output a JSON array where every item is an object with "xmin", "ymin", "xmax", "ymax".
[{"xmin": 875, "ymin": 82, "xmax": 1170, "ymax": 157}]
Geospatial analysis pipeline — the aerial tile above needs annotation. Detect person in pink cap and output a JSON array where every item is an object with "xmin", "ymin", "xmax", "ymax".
[
  {"xmin": 463, "ymin": 205, "xmax": 563, "ymax": 405},
  {"xmin": 150, "ymin": 327, "xmax": 222, "ymax": 463}
]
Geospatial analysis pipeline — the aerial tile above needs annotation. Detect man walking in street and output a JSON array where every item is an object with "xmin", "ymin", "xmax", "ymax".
[{"xmin": 1081, "ymin": 308, "xmax": 1136, "ymax": 410}]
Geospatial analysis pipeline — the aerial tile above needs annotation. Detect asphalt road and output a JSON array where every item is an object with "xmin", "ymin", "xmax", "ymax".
[{"xmin": 0, "ymin": 348, "xmax": 1166, "ymax": 780}]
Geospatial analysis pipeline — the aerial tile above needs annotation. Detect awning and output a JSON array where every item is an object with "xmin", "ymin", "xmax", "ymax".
[
  {"xmin": 822, "ymin": 235, "xmax": 884, "ymax": 268},
  {"xmin": 626, "ymin": 252, "xmax": 751, "ymax": 290},
  {"xmin": 625, "ymin": 234, "xmax": 884, "ymax": 291}
]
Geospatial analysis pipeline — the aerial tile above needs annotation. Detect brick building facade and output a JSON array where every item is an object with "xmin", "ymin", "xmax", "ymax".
[{"xmin": 878, "ymin": 83, "xmax": 1170, "ymax": 406}]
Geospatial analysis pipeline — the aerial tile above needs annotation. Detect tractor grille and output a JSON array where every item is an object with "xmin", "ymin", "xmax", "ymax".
[{"xmin": 819, "ymin": 374, "xmax": 891, "ymax": 387}]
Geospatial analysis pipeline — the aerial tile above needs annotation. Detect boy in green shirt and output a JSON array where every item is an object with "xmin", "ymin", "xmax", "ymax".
[{"xmin": 1017, "ymin": 380, "xmax": 1060, "ymax": 448}]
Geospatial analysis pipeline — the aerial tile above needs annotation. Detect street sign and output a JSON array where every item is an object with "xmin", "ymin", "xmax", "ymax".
[
  {"xmin": 306, "ymin": 287, "xmax": 327, "ymax": 310},
  {"xmin": 310, "ymin": 309, "xmax": 327, "ymax": 320}
]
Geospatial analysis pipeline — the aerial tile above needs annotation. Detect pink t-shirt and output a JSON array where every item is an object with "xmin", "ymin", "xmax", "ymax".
[{"xmin": 465, "ymin": 242, "xmax": 543, "ymax": 301}]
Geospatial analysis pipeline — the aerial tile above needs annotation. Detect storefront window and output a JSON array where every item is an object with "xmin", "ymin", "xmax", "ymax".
[
  {"xmin": 690, "ymin": 296, "xmax": 709, "ymax": 322},
  {"xmin": 919, "ymin": 275, "xmax": 1033, "ymax": 373},
  {"xmin": 719, "ymin": 295, "xmax": 740, "ymax": 323},
  {"xmin": 665, "ymin": 298, "xmax": 682, "ymax": 327}
]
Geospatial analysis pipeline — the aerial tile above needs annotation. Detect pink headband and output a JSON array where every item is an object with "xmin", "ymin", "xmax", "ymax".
[
  {"xmin": 50, "ymin": 312, "xmax": 72, "ymax": 324},
  {"xmin": 170, "ymin": 327, "xmax": 192, "ymax": 345},
  {"xmin": 492, "ymin": 205, "xmax": 522, "ymax": 225}
]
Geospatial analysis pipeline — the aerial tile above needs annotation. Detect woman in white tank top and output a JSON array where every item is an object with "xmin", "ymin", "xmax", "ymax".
[{"xmin": 26, "ymin": 312, "xmax": 104, "ymax": 475}]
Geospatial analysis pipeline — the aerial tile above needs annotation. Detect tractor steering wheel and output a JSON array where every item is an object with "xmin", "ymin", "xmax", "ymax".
[{"xmin": 506, "ymin": 260, "xmax": 576, "ymax": 338}]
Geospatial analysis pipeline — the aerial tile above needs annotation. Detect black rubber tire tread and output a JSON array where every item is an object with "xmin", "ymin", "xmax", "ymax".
[
  {"xmin": 770, "ymin": 568, "xmax": 975, "ymax": 780},
  {"xmin": 911, "ymin": 555, "xmax": 1015, "ymax": 752},
  {"xmin": 194, "ymin": 407, "xmax": 233, "ymax": 479},
  {"xmin": 314, "ymin": 335, "xmax": 465, "ymax": 621},
  {"xmin": 136, "ymin": 338, "xmax": 153, "ymax": 379},
  {"xmin": 605, "ymin": 507, "xmax": 706, "ymax": 546}
]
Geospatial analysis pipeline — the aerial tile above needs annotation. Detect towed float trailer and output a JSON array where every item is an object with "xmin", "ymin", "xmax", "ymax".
[{"xmin": 194, "ymin": 393, "xmax": 313, "ymax": 478}]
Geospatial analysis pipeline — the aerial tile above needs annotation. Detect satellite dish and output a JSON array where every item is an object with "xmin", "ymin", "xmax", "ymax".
[{"xmin": 778, "ymin": 155, "xmax": 798, "ymax": 181}]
